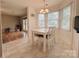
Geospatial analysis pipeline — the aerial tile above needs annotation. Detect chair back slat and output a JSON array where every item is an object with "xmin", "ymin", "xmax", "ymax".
[{"xmin": 47, "ymin": 27, "xmax": 55, "ymax": 39}]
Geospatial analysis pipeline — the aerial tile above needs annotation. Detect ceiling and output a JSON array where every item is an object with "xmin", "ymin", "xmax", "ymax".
[{"xmin": 1, "ymin": 0, "xmax": 63, "ymax": 16}]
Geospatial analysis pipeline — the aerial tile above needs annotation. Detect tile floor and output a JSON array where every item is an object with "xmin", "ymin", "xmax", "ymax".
[{"xmin": 2, "ymin": 32, "xmax": 77, "ymax": 58}]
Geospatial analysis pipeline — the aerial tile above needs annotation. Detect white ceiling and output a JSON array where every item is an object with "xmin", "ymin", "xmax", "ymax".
[{"xmin": 1, "ymin": 0, "xmax": 63, "ymax": 16}]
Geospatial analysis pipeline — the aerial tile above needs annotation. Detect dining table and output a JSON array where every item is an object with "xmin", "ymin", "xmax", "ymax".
[{"xmin": 32, "ymin": 28, "xmax": 49, "ymax": 52}]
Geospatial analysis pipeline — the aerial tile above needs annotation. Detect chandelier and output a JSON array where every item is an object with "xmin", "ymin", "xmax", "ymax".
[{"xmin": 40, "ymin": 0, "xmax": 49, "ymax": 14}]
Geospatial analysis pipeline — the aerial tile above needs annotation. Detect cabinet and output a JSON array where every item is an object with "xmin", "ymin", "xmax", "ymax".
[{"xmin": 74, "ymin": 30, "xmax": 79, "ymax": 57}]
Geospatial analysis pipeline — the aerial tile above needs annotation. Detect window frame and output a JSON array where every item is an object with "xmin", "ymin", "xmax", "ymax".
[
  {"xmin": 37, "ymin": 4, "xmax": 72, "ymax": 31},
  {"xmin": 61, "ymin": 5, "xmax": 72, "ymax": 31},
  {"xmin": 38, "ymin": 13, "xmax": 45, "ymax": 28},
  {"xmin": 23, "ymin": 19, "xmax": 28, "ymax": 31},
  {"xmin": 48, "ymin": 11, "xmax": 59, "ymax": 28}
]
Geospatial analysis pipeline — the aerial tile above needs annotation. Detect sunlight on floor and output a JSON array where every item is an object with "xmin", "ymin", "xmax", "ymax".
[{"xmin": 2, "ymin": 32, "xmax": 76, "ymax": 58}]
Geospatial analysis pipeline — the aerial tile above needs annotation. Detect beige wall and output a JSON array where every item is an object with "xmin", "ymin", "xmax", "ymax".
[
  {"xmin": 27, "ymin": 7, "xmax": 38, "ymax": 44},
  {"xmin": 0, "ymin": 12, "xmax": 2, "ymax": 57},
  {"xmin": 0, "ymin": 4, "xmax": 2, "ymax": 57},
  {"xmin": 73, "ymin": 0, "xmax": 79, "ymax": 57},
  {"xmin": 2, "ymin": 14, "xmax": 18, "ymax": 32},
  {"xmin": 57, "ymin": 0, "xmax": 79, "ymax": 57},
  {"xmin": 57, "ymin": 0, "xmax": 73, "ymax": 49},
  {"xmin": 76, "ymin": 0, "xmax": 79, "ymax": 15},
  {"xmin": 0, "ymin": 2, "xmax": 2, "ymax": 57}
]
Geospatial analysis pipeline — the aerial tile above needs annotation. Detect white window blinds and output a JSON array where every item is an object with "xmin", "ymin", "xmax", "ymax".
[
  {"xmin": 61, "ymin": 6, "xmax": 71, "ymax": 30},
  {"xmin": 38, "ymin": 14, "xmax": 45, "ymax": 28},
  {"xmin": 48, "ymin": 12, "xmax": 59, "ymax": 27}
]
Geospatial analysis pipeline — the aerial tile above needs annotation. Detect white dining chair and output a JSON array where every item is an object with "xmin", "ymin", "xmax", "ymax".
[
  {"xmin": 47, "ymin": 27, "xmax": 55, "ymax": 51},
  {"xmin": 33, "ymin": 27, "xmax": 56, "ymax": 51}
]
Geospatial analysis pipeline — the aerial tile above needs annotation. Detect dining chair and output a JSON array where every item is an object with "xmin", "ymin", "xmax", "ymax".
[
  {"xmin": 33, "ymin": 27, "xmax": 56, "ymax": 51},
  {"xmin": 47, "ymin": 27, "xmax": 55, "ymax": 51}
]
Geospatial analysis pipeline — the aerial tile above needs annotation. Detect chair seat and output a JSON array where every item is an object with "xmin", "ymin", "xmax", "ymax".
[
  {"xmin": 33, "ymin": 27, "xmax": 55, "ymax": 51},
  {"xmin": 35, "ymin": 34, "xmax": 51, "ymax": 39}
]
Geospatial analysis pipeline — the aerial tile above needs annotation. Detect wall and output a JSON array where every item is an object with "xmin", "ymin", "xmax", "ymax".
[
  {"xmin": 56, "ymin": 0, "xmax": 79, "ymax": 57},
  {"xmin": 2, "ymin": 14, "xmax": 19, "ymax": 32},
  {"xmin": 73, "ymin": 0, "xmax": 79, "ymax": 57},
  {"xmin": 57, "ymin": 0, "xmax": 73, "ymax": 50},
  {"xmin": 27, "ymin": 7, "xmax": 38, "ymax": 44},
  {"xmin": 76, "ymin": 0, "xmax": 79, "ymax": 15},
  {"xmin": 0, "ymin": 6, "xmax": 2, "ymax": 57},
  {"xmin": 51, "ymin": 0, "xmax": 74, "ymax": 50}
]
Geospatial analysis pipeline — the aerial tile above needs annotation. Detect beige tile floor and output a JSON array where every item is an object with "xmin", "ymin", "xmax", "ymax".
[{"xmin": 2, "ymin": 32, "xmax": 76, "ymax": 58}]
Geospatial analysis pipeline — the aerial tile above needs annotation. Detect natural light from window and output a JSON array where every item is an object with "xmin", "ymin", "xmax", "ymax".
[
  {"xmin": 38, "ymin": 5, "xmax": 71, "ymax": 30},
  {"xmin": 48, "ymin": 12, "xmax": 59, "ymax": 27},
  {"xmin": 38, "ymin": 14, "xmax": 45, "ymax": 28},
  {"xmin": 61, "ymin": 6, "xmax": 71, "ymax": 30},
  {"xmin": 23, "ymin": 19, "xmax": 28, "ymax": 31}
]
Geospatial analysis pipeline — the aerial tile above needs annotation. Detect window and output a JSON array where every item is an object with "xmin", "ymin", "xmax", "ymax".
[
  {"xmin": 61, "ymin": 6, "xmax": 71, "ymax": 30},
  {"xmin": 48, "ymin": 12, "xmax": 59, "ymax": 27},
  {"xmin": 23, "ymin": 19, "xmax": 28, "ymax": 30},
  {"xmin": 38, "ymin": 14, "xmax": 45, "ymax": 28}
]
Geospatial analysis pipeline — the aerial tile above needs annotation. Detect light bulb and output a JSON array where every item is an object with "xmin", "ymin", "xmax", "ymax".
[
  {"xmin": 45, "ymin": 9, "xmax": 49, "ymax": 13},
  {"xmin": 40, "ymin": 8, "xmax": 49, "ymax": 14},
  {"xmin": 40, "ymin": 9, "xmax": 44, "ymax": 13}
]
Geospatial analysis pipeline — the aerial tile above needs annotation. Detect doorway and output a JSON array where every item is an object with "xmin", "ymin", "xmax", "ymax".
[{"xmin": 1, "ymin": 14, "xmax": 29, "ymax": 57}]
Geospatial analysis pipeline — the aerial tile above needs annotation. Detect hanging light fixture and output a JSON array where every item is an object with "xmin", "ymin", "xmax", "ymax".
[{"xmin": 40, "ymin": 0, "xmax": 49, "ymax": 14}]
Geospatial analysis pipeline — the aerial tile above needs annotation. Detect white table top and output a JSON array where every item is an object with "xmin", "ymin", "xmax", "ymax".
[{"xmin": 32, "ymin": 28, "xmax": 49, "ymax": 34}]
